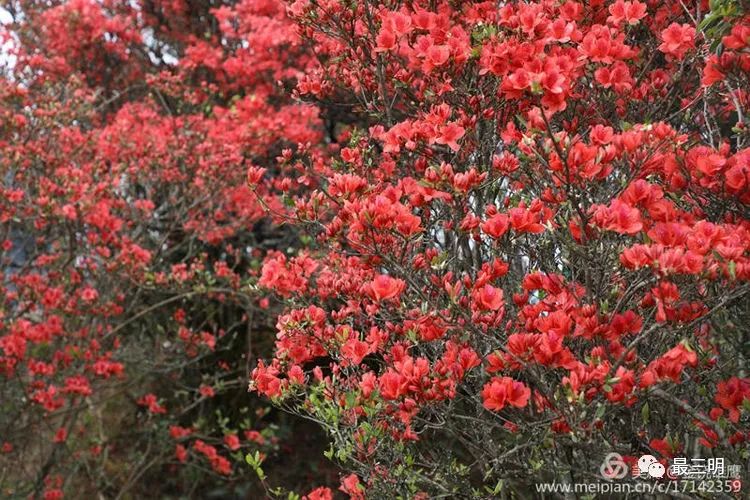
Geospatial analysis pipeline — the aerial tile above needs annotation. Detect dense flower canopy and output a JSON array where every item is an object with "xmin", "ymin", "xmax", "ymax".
[
  {"xmin": 0, "ymin": 0, "xmax": 330, "ymax": 496},
  {"xmin": 250, "ymin": 0, "xmax": 750, "ymax": 496},
  {"xmin": 0, "ymin": 0, "xmax": 749, "ymax": 498}
]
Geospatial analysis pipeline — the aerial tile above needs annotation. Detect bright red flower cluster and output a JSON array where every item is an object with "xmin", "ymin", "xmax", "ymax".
[
  {"xmin": 2, "ymin": 0, "xmax": 750, "ymax": 497},
  {"xmin": 251, "ymin": 0, "xmax": 750, "ymax": 496},
  {"xmin": 0, "ymin": 0, "xmax": 328, "ymax": 495}
]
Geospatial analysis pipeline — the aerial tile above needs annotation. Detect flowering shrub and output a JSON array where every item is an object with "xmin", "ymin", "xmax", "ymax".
[
  {"xmin": 2, "ymin": 0, "xmax": 750, "ymax": 498},
  {"xmin": 0, "ymin": 0, "xmax": 334, "ymax": 497},
  {"xmin": 251, "ymin": 0, "xmax": 750, "ymax": 496}
]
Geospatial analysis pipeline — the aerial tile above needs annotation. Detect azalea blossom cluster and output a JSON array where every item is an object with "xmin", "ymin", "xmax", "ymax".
[
  {"xmin": 1, "ymin": 0, "xmax": 749, "ymax": 498},
  {"xmin": 252, "ymin": 0, "xmax": 750, "ymax": 497},
  {"xmin": 0, "ymin": 0, "xmax": 329, "ymax": 497}
]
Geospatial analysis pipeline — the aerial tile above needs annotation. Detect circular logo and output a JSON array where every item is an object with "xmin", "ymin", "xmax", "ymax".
[
  {"xmin": 600, "ymin": 452, "xmax": 629, "ymax": 479},
  {"xmin": 638, "ymin": 454, "xmax": 658, "ymax": 474},
  {"xmin": 648, "ymin": 462, "xmax": 666, "ymax": 478}
]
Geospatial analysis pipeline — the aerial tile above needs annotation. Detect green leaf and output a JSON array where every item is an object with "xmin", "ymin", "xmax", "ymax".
[
  {"xmin": 345, "ymin": 391, "xmax": 356, "ymax": 409},
  {"xmin": 493, "ymin": 479, "xmax": 504, "ymax": 494},
  {"xmin": 595, "ymin": 404, "xmax": 606, "ymax": 420}
]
